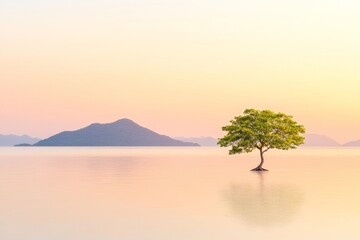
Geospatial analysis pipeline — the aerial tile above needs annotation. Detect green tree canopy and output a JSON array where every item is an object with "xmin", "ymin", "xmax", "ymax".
[{"xmin": 218, "ymin": 109, "xmax": 305, "ymax": 171}]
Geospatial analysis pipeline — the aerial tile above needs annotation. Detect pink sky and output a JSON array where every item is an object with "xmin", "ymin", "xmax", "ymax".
[{"xmin": 1, "ymin": 0, "xmax": 359, "ymax": 143}]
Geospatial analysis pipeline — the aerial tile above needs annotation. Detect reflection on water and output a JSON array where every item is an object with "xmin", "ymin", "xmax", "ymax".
[
  {"xmin": 1, "ymin": 147, "xmax": 360, "ymax": 239},
  {"xmin": 224, "ymin": 172, "xmax": 304, "ymax": 227}
]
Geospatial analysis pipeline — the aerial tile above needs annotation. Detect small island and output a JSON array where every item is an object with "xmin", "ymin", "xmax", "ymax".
[{"xmin": 14, "ymin": 143, "xmax": 33, "ymax": 147}]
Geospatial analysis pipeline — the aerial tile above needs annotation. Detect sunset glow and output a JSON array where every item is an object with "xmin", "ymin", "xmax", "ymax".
[{"xmin": 1, "ymin": 0, "xmax": 359, "ymax": 143}]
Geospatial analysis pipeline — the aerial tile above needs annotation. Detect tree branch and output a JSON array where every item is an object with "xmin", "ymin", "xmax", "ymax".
[{"xmin": 263, "ymin": 147, "xmax": 270, "ymax": 153}]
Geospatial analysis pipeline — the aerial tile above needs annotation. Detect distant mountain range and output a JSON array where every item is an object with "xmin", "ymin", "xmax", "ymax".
[
  {"xmin": 302, "ymin": 134, "xmax": 360, "ymax": 147},
  {"xmin": 33, "ymin": 118, "xmax": 199, "ymax": 146},
  {"xmin": 343, "ymin": 139, "xmax": 360, "ymax": 147},
  {"xmin": 302, "ymin": 134, "xmax": 340, "ymax": 147},
  {"xmin": 174, "ymin": 137, "xmax": 218, "ymax": 146},
  {"xmin": 0, "ymin": 134, "xmax": 40, "ymax": 146},
  {"xmin": 3, "ymin": 124, "xmax": 360, "ymax": 147}
]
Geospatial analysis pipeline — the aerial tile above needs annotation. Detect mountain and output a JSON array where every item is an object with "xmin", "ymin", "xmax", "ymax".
[
  {"xmin": 302, "ymin": 134, "xmax": 340, "ymax": 147},
  {"xmin": 33, "ymin": 118, "xmax": 199, "ymax": 146},
  {"xmin": 343, "ymin": 139, "xmax": 360, "ymax": 147},
  {"xmin": 174, "ymin": 137, "xmax": 218, "ymax": 146},
  {"xmin": 0, "ymin": 134, "xmax": 40, "ymax": 146}
]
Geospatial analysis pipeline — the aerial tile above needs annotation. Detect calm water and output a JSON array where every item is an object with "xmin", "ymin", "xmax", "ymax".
[{"xmin": 0, "ymin": 147, "xmax": 359, "ymax": 240}]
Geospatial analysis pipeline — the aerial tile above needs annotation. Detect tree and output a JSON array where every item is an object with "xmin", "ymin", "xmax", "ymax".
[{"xmin": 218, "ymin": 109, "xmax": 305, "ymax": 171}]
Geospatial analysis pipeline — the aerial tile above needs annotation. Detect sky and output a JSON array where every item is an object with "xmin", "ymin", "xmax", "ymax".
[{"xmin": 1, "ymin": 0, "xmax": 359, "ymax": 143}]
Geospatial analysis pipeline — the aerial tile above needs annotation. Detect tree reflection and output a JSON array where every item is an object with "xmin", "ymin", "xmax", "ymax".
[{"xmin": 224, "ymin": 172, "xmax": 304, "ymax": 227}]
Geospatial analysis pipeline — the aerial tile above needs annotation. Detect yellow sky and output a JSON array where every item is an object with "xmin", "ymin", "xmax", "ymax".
[{"xmin": 1, "ymin": 0, "xmax": 359, "ymax": 143}]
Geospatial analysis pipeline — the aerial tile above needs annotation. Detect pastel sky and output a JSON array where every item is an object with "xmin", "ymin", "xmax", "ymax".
[{"xmin": 1, "ymin": 0, "xmax": 359, "ymax": 143}]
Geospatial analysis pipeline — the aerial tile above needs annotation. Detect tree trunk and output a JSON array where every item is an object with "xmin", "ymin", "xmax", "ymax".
[{"xmin": 251, "ymin": 149, "xmax": 268, "ymax": 171}]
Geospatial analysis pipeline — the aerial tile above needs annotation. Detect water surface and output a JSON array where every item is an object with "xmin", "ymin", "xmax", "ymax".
[{"xmin": 0, "ymin": 147, "xmax": 359, "ymax": 239}]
